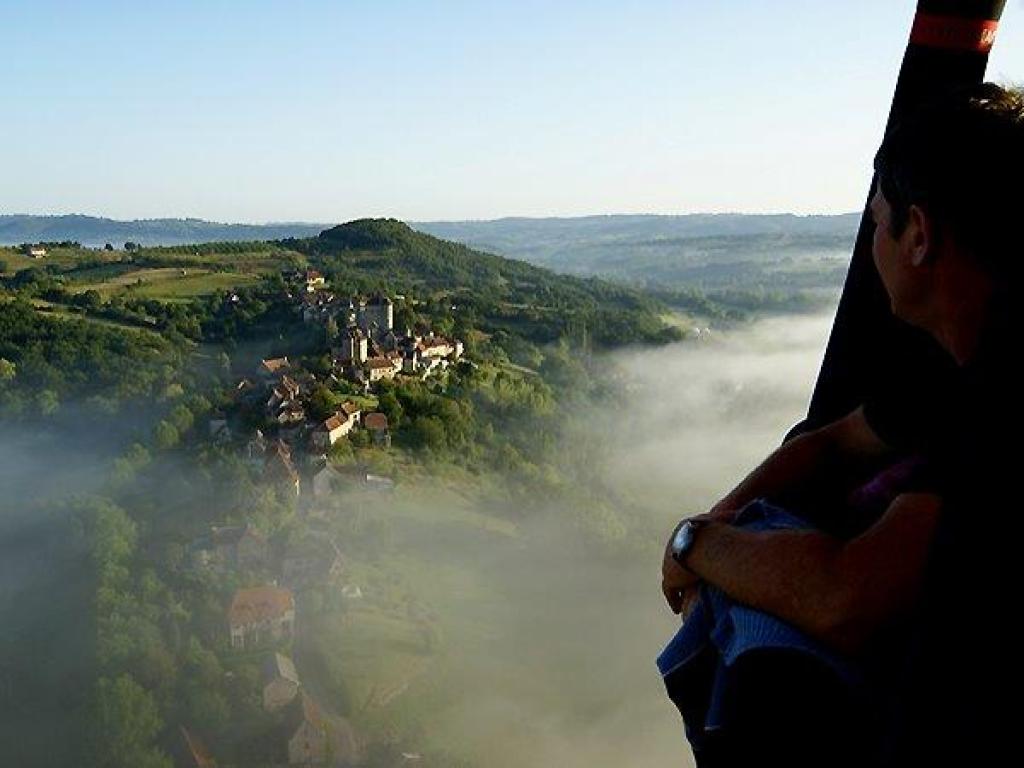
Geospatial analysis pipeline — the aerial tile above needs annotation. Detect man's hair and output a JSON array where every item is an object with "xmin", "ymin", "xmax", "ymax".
[{"xmin": 874, "ymin": 82, "xmax": 1024, "ymax": 277}]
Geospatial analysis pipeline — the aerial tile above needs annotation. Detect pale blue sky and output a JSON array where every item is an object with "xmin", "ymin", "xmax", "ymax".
[{"xmin": 2, "ymin": 0, "xmax": 1023, "ymax": 222}]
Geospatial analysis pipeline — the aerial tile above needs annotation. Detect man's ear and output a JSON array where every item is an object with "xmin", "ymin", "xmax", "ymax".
[{"xmin": 906, "ymin": 204, "xmax": 932, "ymax": 267}]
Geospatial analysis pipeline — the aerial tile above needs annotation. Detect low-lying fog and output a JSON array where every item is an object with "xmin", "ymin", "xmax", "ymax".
[
  {"xmin": 374, "ymin": 312, "xmax": 834, "ymax": 768},
  {"xmin": 0, "ymin": 310, "xmax": 835, "ymax": 767}
]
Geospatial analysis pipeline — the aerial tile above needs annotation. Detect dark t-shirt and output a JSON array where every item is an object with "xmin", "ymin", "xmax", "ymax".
[{"xmin": 862, "ymin": 307, "xmax": 1018, "ymax": 766}]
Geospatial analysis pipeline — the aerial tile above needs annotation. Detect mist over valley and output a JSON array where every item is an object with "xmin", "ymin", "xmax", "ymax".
[{"xmin": 0, "ymin": 223, "xmax": 836, "ymax": 766}]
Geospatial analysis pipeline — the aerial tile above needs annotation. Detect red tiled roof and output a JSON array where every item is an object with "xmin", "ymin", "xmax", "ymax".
[
  {"xmin": 339, "ymin": 401, "xmax": 361, "ymax": 417},
  {"xmin": 228, "ymin": 586, "xmax": 294, "ymax": 626},
  {"xmin": 261, "ymin": 357, "xmax": 290, "ymax": 374},
  {"xmin": 364, "ymin": 412, "xmax": 389, "ymax": 431}
]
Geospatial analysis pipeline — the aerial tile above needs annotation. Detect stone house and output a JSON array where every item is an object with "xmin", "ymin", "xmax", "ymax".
[
  {"xmin": 365, "ymin": 357, "xmax": 400, "ymax": 382},
  {"xmin": 262, "ymin": 652, "xmax": 300, "ymax": 711},
  {"xmin": 260, "ymin": 357, "xmax": 291, "ymax": 379},
  {"xmin": 312, "ymin": 402, "xmax": 361, "ymax": 449},
  {"xmin": 276, "ymin": 402, "xmax": 306, "ymax": 425},
  {"xmin": 279, "ymin": 693, "xmax": 360, "ymax": 766},
  {"xmin": 363, "ymin": 412, "xmax": 391, "ymax": 448},
  {"xmin": 311, "ymin": 463, "xmax": 344, "ymax": 500},
  {"xmin": 285, "ymin": 693, "xmax": 328, "ymax": 766},
  {"xmin": 265, "ymin": 441, "xmax": 301, "ymax": 496},
  {"xmin": 228, "ymin": 586, "xmax": 295, "ymax": 650}
]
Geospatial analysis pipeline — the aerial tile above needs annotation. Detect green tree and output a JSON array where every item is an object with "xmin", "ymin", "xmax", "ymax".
[
  {"xmin": 328, "ymin": 439, "xmax": 355, "ymax": 465},
  {"xmin": 412, "ymin": 416, "xmax": 445, "ymax": 450},
  {"xmin": 111, "ymin": 443, "xmax": 152, "ymax": 485},
  {"xmin": 77, "ymin": 289, "xmax": 104, "ymax": 312},
  {"xmin": 308, "ymin": 385, "xmax": 340, "ymax": 422},
  {"xmin": 93, "ymin": 675, "xmax": 172, "ymax": 768},
  {"xmin": 378, "ymin": 391, "xmax": 403, "ymax": 429},
  {"xmin": 154, "ymin": 420, "xmax": 179, "ymax": 450},
  {"xmin": 168, "ymin": 403, "xmax": 194, "ymax": 434},
  {"xmin": 37, "ymin": 388, "xmax": 60, "ymax": 417}
]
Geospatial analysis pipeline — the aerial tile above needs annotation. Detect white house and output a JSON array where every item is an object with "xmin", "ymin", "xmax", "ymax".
[{"xmin": 312, "ymin": 402, "xmax": 361, "ymax": 449}]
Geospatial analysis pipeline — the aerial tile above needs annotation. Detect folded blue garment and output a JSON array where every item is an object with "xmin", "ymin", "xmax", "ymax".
[{"xmin": 656, "ymin": 499, "xmax": 863, "ymax": 745}]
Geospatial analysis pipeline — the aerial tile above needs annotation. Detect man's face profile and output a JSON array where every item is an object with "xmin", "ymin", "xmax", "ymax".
[
  {"xmin": 870, "ymin": 187, "xmax": 932, "ymax": 328},
  {"xmin": 870, "ymin": 188, "xmax": 904, "ymax": 316}
]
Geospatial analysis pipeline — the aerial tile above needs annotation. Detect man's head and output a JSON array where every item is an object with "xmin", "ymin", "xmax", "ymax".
[
  {"xmin": 874, "ymin": 82, "xmax": 1024, "ymax": 272},
  {"xmin": 870, "ymin": 83, "xmax": 1024, "ymax": 342}
]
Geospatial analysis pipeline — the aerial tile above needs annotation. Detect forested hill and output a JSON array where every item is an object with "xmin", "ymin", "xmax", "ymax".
[
  {"xmin": 285, "ymin": 218, "xmax": 680, "ymax": 345},
  {"xmin": 413, "ymin": 213, "xmax": 860, "ymax": 295},
  {"xmin": 415, "ymin": 212, "xmax": 860, "ymax": 248},
  {"xmin": 0, "ymin": 214, "xmax": 327, "ymax": 247}
]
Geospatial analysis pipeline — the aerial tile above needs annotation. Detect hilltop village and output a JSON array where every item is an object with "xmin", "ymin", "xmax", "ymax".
[{"xmin": 223, "ymin": 268, "xmax": 464, "ymax": 499}]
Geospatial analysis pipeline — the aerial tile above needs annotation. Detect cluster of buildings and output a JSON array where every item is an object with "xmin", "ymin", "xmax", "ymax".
[
  {"xmin": 222, "ymin": 357, "xmax": 391, "ymax": 498},
  {"xmin": 218, "ymin": 286, "xmax": 463, "ymax": 499},
  {"xmin": 292, "ymin": 278, "xmax": 464, "ymax": 386},
  {"xmin": 179, "ymin": 519, "xmax": 360, "ymax": 765}
]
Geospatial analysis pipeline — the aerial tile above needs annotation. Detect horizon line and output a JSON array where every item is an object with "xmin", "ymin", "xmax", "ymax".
[{"xmin": 1, "ymin": 210, "xmax": 863, "ymax": 227}]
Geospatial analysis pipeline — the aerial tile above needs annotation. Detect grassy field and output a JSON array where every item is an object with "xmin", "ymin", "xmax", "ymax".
[
  {"xmin": 1, "ymin": 245, "xmax": 281, "ymax": 301},
  {"xmin": 70, "ymin": 267, "xmax": 264, "ymax": 301},
  {"xmin": 0, "ymin": 247, "xmax": 123, "ymax": 274}
]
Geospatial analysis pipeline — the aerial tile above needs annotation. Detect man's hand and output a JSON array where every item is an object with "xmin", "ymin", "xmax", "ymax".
[
  {"xmin": 662, "ymin": 556, "xmax": 699, "ymax": 615},
  {"xmin": 661, "ymin": 516, "xmax": 711, "ymax": 614}
]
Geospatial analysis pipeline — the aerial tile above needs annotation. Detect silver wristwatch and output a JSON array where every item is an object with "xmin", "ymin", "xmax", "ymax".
[{"xmin": 671, "ymin": 519, "xmax": 708, "ymax": 567}]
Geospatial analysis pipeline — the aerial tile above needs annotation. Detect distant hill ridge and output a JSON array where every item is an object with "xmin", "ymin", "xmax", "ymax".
[
  {"xmin": 1, "ymin": 212, "xmax": 858, "ymax": 249},
  {"xmin": 414, "ymin": 212, "xmax": 860, "ymax": 243},
  {"xmin": 0, "ymin": 214, "xmax": 328, "ymax": 247}
]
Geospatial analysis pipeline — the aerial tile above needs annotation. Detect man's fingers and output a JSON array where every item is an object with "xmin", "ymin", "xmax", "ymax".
[
  {"xmin": 661, "ymin": 580, "xmax": 682, "ymax": 614},
  {"xmin": 678, "ymin": 589, "xmax": 699, "ymax": 619}
]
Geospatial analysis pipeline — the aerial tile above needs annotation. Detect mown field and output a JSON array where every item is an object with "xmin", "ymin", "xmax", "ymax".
[
  {"xmin": 71, "ymin": 267, "xmax": 265, "ymax": 301},
  {"xmin": 1, "ymin": 245, "xmax": 284, "ymax": 302}
]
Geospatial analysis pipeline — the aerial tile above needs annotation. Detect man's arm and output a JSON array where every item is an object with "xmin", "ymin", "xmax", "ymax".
[
  {"xmin": 707, "ymin": 406, "xmax": 894, "ymax": 521},
  {"xmin": 673, "ymin": 492, "xmax": 942, "ymax": 654}
]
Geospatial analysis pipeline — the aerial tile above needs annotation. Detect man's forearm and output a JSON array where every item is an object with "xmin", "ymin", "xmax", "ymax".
[
  {"xmin": 684, "ymin": 493, "xmax": 941, "ymax": 654},
  {"xmin": 685, "ymin": 522, "xmax": 845, "ymax": 641}
]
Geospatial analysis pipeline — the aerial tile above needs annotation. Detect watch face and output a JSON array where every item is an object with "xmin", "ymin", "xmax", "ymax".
[{"xmin": 672, "ymin": 522, "xmax": 693, "ymax": 558}]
